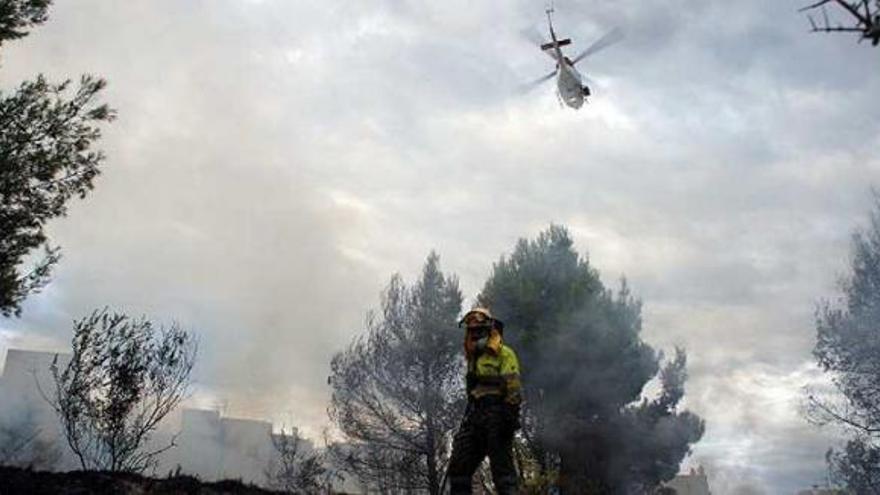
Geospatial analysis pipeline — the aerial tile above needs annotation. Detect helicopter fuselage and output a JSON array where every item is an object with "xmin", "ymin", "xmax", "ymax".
[
  {"xmin": 557, "ymin": 60, "xmax": 586, "ymax": 109},
  {"xmin": 544, "ymin": 9, "xmax": 590, "ymax": 109}
]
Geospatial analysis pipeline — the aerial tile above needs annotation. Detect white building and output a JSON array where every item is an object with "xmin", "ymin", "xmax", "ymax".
[
  {"xmin": 663, "ymin": 466, "xmax": 712, "ymax": 495},
  {"xmin": 0, "ymin": 349, "xmax": 76, "ymax": 470},
  {"xmin": 169, "ymin": 408, "xmax": 283, "ymax": 485}
]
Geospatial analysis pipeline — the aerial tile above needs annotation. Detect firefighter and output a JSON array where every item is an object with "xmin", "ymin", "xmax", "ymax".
[{"xmin": 447, "ymin": 308, "xmax": 522, "ymax": 494}]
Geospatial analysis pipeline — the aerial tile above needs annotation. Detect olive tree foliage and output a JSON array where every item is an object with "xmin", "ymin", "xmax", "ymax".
[
  {"xmin": 806, "ymin": 195, "xmax": 880, "ymax": 493},
  {"xmin": 0, "ymin": 0, "xmax": 114, "ymax": 317},
  {"xmin": 327, "ymin": 252, "xmax": 465, "ymax": 495},
  {"xmin": 265, "ymin": 427, "xmax": 327, "ymax": 494},
  {"xmin": 478, "ymin": 225, "xmax": 705, "ymax": 494},
  {"xmin": 48, "ymin": 309, "xmax": 197, "ymax": 473},
  {"xmin": 0, "ymin": 0, "xmax": 50, "ymax": 45}
]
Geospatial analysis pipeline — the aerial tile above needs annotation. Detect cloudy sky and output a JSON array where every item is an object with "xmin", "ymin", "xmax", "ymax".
[{"xmin": 2, "ymin": 0, "xmax": 879, "ymax": 492}]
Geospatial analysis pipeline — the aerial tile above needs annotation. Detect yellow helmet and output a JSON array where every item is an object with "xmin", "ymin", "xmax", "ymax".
[{"xmin": 458, "ymin": 307, "xmax": 504, "ymax": 331}]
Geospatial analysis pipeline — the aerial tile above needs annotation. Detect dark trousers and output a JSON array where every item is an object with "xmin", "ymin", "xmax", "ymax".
[{"xmin": 447, "ymin": 399, "xmax": 519, "ymax": 495}]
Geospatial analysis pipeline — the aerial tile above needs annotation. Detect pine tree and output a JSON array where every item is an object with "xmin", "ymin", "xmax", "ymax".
[
  {"xmin": 0, "ymin": 0, "xmax": 115, "ymax": 316},
  {"xmin": 808, "ymin": 194, "xmax": 880, "ymax": 493},
  {"xmin": 328, "ymin": 252, "xmax": 464, "ymax": 494},
  {"xmin": 479, "ymin": 225, "xmax": 704, "ymax": 494}
]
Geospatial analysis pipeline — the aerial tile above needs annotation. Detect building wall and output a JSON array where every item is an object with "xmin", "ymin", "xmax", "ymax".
[
  {"xmin": 0, "ymin": 349, "xmax": 77, "ymax": 470},
  {"xmin": 170, "ymin": 408, "xmax": 280, "ymax": 486},
  {"xmin": 664, "ymin": 466, "xmax": 712, "ymax": 495},
  {"xmin": 219, "ymin": 416, "xmax": 274, "ymax": 484},
  {"xmin": 171, "ymin": 409, "xmax": 225, "ymax": 479},
  {"xmin": 0, "ymin": 349, "xmax": 67, "ymax": 403}
]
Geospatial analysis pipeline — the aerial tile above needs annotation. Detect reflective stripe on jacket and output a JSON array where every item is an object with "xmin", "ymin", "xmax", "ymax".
[{"xmin": 467, "ymin": 344, "xmax": 522, "ymax": 405}]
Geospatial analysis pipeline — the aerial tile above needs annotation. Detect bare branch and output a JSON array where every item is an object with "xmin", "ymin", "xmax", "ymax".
[
  {"xmin": 48, "ymin": 308, "xmax": 197, "ymax": 472},
  {"xmin": 807, "ymin": 394, "xmax": 880, "ymax": 434},
  {"xmin": 800, "ymin": 0, "xmax": 880, "ymax": 41},
  {"xmin": 800, "ymin": 0, "xmax": 837, "ymax": 12}
]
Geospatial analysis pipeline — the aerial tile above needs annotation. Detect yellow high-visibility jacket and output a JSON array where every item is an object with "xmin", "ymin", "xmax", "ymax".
[{"xmin": 467, "ymin": 342, "xmax": 522, "ymax": 406}]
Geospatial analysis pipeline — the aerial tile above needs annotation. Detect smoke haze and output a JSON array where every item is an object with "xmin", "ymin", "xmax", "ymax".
[{"xmin": 1, "ymin": 0, "xmax": 878, "ymax": 492}]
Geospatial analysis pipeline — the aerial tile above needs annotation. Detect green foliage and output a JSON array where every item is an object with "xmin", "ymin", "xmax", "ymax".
[
  {"xmin": 479, "ymin": 224, "xmax": 704, "ymax": 493},
  {"xmin": 49, "ymin": 308, "xmax": 197, "ymax": 473},
  {"xmin": 0, "ymin": 75, "xmax": 114, "ymax": 316},
  {"xmin": 0, "ymin": 0, "xmax": 114, "ymax": 317},
  {"xmin": 621, "ymin": 349, "xmax": 705, "ymax": 490},
  {"xmin": 0, "ymin": 0, "xmax": 50, "ymax": 45},
  {"xmin": 514, "ymin": 436, "xmax": 559, "ymax": 494}
]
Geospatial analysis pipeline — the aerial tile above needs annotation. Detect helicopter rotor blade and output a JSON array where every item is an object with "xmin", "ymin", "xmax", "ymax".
[
  {"xmin": 522, "ymin": 25, "xmax": 561, "ymax": 62},
  {"xmin": 521, "ymin": 25, "xmax": 547, "ymax": 48},
  {"xmin": 519, "ymin": 70, "xmax": 557, "ymax": 93},
  {"xmin": 572, "ymin": 27, "xmax": 624, "ymax": 65}
]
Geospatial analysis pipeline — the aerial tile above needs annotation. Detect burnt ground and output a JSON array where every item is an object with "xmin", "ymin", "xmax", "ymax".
[{"xmin": 0, "ymin": 466, "xmax": 282, "ymax": 494}]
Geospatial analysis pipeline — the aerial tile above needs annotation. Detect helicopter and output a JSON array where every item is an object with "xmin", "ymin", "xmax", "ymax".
[
  {"xmin": 801, "ymin": 0, "xmax": 880, "ymax": 46},
  {"xmin": 524, "ymin": 8, "xmax": 623, "ymax": 109}
]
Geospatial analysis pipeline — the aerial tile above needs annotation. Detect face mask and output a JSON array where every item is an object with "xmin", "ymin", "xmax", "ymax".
[
  {"xmin": 467, "ymin": 325, "xmax": 493, "ymax": 354},
  {"xmin": 468, "ymin": 325, "xmax": 491, "ymax": 339}
]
